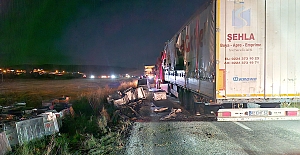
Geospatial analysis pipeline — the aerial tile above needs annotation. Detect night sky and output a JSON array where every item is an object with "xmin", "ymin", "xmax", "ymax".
[{"xmin": 0, "ymin": 0, "xmax": 207, "ymax": 68}]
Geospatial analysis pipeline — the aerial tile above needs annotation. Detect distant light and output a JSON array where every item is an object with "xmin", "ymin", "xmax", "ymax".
[
  {"xmin": 111, "ymin": 75, "xmax": 116, "ymax": 79},
  {"xmin": 90, "ymin": 75, "xmax": 95, "ymax": 79}
]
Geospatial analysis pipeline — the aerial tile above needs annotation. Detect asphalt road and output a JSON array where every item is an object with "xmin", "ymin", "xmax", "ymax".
[
  {"xmin": 122, "ymin": 91, "xmax": 300, "ymax": 155},
  {"xmin": 124, "ymin": 120, "xmax": 300, "ymax": 155}
]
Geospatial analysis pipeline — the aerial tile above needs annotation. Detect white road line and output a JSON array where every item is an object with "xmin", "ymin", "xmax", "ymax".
[{"xmin": 233, "ymin": 122, "xmax": 253, "ymax": 131}]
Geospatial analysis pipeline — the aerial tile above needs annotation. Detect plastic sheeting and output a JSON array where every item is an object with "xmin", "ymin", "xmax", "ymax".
[
  {"xmin": 135, "ymin": 87, "xmax": 146, "ymax": 100},
  {"xmin": 4, "ymin": 122, "xmax": 18, "ymax": 146},
  {"xmin": 0, "ymin": 131, "xmax": 11, "ymax": 155},
  {"xmin": 1, "ymin": 107, "xmax": 71, "ymax": 152},
  {"xmin": 124, "ymin": 88, "xmax": 136, "ymax": 102},
  {"xmin": 5, "ymin": 117, "xmax": 46, "ymax": 146},
  {"xmin": 38, "ymin": 112, "xmax": 59, "ymax": 135},
  {"xmin": 15, "ymin": 117, "xmax": 45, "ymax": 144}
]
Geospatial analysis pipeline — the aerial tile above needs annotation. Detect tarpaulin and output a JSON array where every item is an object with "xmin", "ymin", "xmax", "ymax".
[
  {"xmin": 0, "ymin": 131, "xmax": 11, "ymax": 155},
  {"xmin": 15, "ymin": 117, "xmax": 45, "ymax": 144}
]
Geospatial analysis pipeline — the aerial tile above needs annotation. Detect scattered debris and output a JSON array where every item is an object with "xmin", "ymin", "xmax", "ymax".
[
  {"xmin": 15, "ymin": 102, "xmax": 26, "ymax": 106},
  {"xmin": 107, "ymin": 87, "xmax": 147, "ymax": 120},
  {"xmin": 0, "ymin": 114, "xmax": 16, "ymax": 122},
  {"xmin": 0, "ymin": 95, "xmax": 71, "ymax": 122},
  {"xmin": 107, "ymin": 87, "xmax": 146, "ymax": 107},
  {"xmin": 205, "ymin": 132, "xmax": 213, "ymax": 138},
  {"xmin": 174, "ymin": 108, "xmax": 182, "ymax": 113},
  {"xmin": 107, "ymin": 91, "xmax": 125, "ymax": 106},
  {"xmin": 160, "ymin": 108, "xmax": 182, "ymax": 121},
  {"xmin": 153, "ymin": 90, "xmax": 167, "ymax": 101},
  {"xmin": 0, "ymin": 96, "xmax": 73, "ymax": 155},
  {"xmin": 154, "ymin": 107, "xmax": 168, "ymax": 113}
]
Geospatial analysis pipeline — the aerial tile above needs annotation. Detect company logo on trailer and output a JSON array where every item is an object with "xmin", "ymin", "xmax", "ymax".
[
  {"xmin": 232, "ymin": 5, "xmax": 251, "ymax": 28},
  {"xmin": 233, "ymin": 77, "xmax": 257, "ymax": 81}
]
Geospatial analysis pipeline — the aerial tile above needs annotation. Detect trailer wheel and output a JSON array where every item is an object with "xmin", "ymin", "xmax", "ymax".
[
  {"xmin": 178, "ymin": 87, "xmax": 184, "ymax": 107},
  {"xmin": 168, "ymin": 84, "xmax": 174, "ymax": 97}
]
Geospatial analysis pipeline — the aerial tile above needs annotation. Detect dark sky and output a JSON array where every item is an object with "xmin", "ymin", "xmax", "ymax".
[{"xmin": 0, "ymin": 0, "xmax": 207, "ymax": 68}]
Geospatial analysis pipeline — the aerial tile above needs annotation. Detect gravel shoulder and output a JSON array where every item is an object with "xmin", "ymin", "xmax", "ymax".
[
  {"xmin": 135, "ymin": 91, "xmax": 215, "ymax": 122},
  {"xmin": 121, "ymin": 90, "xmax": 300, "ymax": 155},
  {"xmin": 124, "ymin": 121, "xmax": 248, "ymax": 155}
]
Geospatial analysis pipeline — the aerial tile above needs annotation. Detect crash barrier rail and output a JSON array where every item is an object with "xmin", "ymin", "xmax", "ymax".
[
  {"xmin": 217, "ymin": 108, "xmax": 300, "ymax": 121},
  {"xmin": 0, "ymin": 108, "xmax": 71, "ymax": 155}
]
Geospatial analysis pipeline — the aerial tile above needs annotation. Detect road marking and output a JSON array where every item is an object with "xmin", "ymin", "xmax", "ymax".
[{"xmin": 233, "ymin": 122, "xmax": 253, "ymax": 131}]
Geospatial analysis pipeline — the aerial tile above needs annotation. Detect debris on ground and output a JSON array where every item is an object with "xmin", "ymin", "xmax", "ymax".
[
  {"xmin": 154, "ymin": 107, "xmax": 168, "ymax": 113},
  {"xmin": 107, "ymin": 87, "xmax": 146, "ymax": 107},
  {"xmin": 153, "ymin": 90, "xmax": 167, "ymax": 101},
  {"xmin": 160, "ymin": 108, "xmax": 182, "ymax": 121},
  {"xmin": 107, "ymin": 87, "xmax": 146, "ymax": 120},
  {"xmin": 108, "ymin": 87, "xmax": 215, "ymax": 122}
]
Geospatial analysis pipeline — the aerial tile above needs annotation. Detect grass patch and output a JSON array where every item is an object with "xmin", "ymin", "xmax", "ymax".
[
  {"xmin": 0, "ymin": 78, "xmax": 137, "ymax": 107},
  {"xmin": 7, "ymin": 134, "xmax": 71, "ymax": 155},
  {"xmin": 5, "ymin": 79, "xmax": 137, "ymax": 155}
]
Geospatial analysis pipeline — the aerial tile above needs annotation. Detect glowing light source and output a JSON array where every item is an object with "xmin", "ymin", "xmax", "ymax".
[
  {"xmin": 111, "ymin": 75, "xmax": 116, "ymax": 79},
  {"xmin": 90, "ymin": 75, "xmax": 95, "ymax": 79}
]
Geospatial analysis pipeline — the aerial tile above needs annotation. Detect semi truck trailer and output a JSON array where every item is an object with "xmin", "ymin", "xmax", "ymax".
[{"xmin": 157, "ymin": 0, "xmax": 300, "ymax": 120}]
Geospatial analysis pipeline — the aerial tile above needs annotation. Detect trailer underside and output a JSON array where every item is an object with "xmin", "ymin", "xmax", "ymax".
[{"xmin": 167, "ymin": 82, "xmax": 290, "ymax": 116}]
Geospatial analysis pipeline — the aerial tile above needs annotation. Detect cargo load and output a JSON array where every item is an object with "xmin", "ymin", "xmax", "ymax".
[{"xmin": 156, "ymin": 0, "xmax": 300, "ymax": 120}]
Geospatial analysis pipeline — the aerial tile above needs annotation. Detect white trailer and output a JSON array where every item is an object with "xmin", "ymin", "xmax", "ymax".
[{"xmin": 161, "ymin": 0, "xmax": 300, "ymax": 119}]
